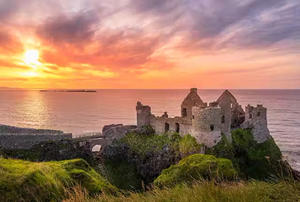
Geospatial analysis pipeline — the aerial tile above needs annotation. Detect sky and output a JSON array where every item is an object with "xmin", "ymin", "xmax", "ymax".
[{"xmin": 0, "ymin": 0, "xmax": 299, "ymax": 89}]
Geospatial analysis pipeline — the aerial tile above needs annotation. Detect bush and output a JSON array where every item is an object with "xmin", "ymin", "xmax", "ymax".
[
  {"xmin": 178, "ymin": 134, "xmax": 203, "ymax": 157},
  {"xmin": 137, "ymin": 125, "xmax": 155, "ymax": 135},
  {"xmin": 154, "ymin": 154, "xmax": 237, "ymax": 187},
  {"xmin": 205, "ymin": 134, "xmax": 234, "ymax": 161},
  {"xmin": 0, "ymin": 158, "xmax": 117, "ymax": 201}
]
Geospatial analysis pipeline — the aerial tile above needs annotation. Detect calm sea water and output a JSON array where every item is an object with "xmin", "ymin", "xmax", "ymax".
[{"xmin": 0, "ymin": 89, "xmax": 299, "ymax": 170}]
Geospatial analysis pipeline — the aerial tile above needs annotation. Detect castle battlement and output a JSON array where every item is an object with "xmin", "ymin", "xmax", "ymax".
[{"xmin": 137, "ymin": 88, "xmax": 270, "ymax": 147}]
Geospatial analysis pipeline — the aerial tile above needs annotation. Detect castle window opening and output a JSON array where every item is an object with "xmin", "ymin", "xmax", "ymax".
[
  {"xmin": 249, "ymin": 114, "xmax": 253, "ymax": 119},
  {"xmin": 257, "ymin": 112, "xmax": 261, "ymax": 117},
  {"xmin": 182, "ymin": 108, "xmax": 187, "ymax": 117},
  {"xmin": 192, "ymin": 115, "xmax": 195, "ymax": 119},
  {"xmin": 210, "ymin": 124, "xmax": 215, "ymax": 131},
  {"xmin": 175, "ymin": 123, "xmax": 180, "ymax": 133},
  {"xmin": 165, "ymin": 123, "xmax": 170, "ymax": 133},
  {"xmin": 221, "ymin": 115, "xmax": 225, "ymax": 124}
]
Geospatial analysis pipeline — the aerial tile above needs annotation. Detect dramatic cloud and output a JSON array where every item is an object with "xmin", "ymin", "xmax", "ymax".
[
  {"xmin": 0, "ymin": 0, "xmax": 299, "ymax": 89},
  {"xmin": 37, "ymin": 10, "xmax": 99, "ymax": 45}
]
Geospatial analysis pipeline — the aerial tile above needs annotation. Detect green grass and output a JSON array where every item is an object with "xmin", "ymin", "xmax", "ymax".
[
  {"xmin": 0, "ymin": 158, "xmax": 117, "ymax": 201},
  {"xmin": 65, "ymin": 180, "xmax": 300, "ymax": 202},
  {"xmin": 154, "ymin": 154, "xmax": 237, "ymax": 188},
  {"xmin": 118, "ymin": 133, "xmax": 173, "ymax": 157},
  {"xmin": 118, "ymin": 132, "xmax": 202, "ymax": 159}
]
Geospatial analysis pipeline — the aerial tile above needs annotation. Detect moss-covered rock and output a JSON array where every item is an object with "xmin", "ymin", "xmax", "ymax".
[
  {"xmin": 0, "ymin": 158, "xmax": 117, "ymax": 201},
  {"xmin": 154, "ymin": 154, "xmax": 237, "ymax": 187}
]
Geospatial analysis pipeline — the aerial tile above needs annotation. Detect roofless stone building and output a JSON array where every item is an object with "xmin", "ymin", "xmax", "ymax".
[{"xmin": 137, "ymin": 88, "xmax": 270, "ymax": 147}]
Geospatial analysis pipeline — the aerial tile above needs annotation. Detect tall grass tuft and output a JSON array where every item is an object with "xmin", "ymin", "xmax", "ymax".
[{"xmin": 64, "ymin": 180, "xmax": 300, "ymax": 202}]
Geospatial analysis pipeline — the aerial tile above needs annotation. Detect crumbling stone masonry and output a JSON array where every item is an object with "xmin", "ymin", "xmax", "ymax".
[{"xmin": 137, "ymin": 88, "xmax": 269, "ymax": 147}]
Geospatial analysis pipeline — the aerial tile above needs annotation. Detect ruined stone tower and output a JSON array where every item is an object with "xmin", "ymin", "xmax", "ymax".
[
  {"xmin": 242, "ymin": 104, "xmax": 270, "ymax": 143},
  {"xmin": 136, "ymin": 101, "xmax": 152, "ymax": 128}
]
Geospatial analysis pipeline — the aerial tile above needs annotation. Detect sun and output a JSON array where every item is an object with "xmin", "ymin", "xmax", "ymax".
[{"xmin": 24, "ymin": 49, "xmax": 40, "ymax": 66}]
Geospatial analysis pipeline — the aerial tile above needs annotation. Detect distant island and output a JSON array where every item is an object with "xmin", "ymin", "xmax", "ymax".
[{"xmin": 40, "ymin": 89, "xmax": 97, "ymax": 93}]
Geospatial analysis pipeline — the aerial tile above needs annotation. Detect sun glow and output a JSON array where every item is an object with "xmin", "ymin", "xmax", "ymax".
[{"xmin": 24, "ymin": 49, "xmax": 40, "ymax": 66}]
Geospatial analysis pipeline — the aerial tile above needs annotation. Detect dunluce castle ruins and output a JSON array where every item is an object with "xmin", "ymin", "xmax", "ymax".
[
  {"xmin": 0, "ymin": 88, "xmax": 271, "ymax": 150},
  {"xmin": 136, "ymin": 88, "xmax": 270, "ymax": 147}
]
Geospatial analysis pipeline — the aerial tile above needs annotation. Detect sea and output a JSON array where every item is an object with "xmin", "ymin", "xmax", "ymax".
[{"xmin": 0, "ymin": 89, "xmax": 299, "ymax": 170}]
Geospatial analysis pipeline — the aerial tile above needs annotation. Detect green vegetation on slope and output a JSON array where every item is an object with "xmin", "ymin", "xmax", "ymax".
[
  {"xmin": 118, "ymin": 133, "xmax": 172, "ymax": 157},
  {"xmin": 178, "ymin": 134, "xmax": 203, "ymax": 157},
  {"xmin": 0, "ymin": 158, "xmax": 117, "ymax": 202},
  {"xmin": 206, "ymin": 129, "xmax": 287, "ymax": 180},
  {"xmin": 118, "ymin": 132, "xmax": 203, "ymax": 159},
  {"xmin": 65, "ymin": 181, "xmax": 300, "ymax": 202},
  {"xmin": 100, "ymin": 159, "xmax": 142, "ymax": 191},
  {"xmin": 102, "ymin": 132, "xmax": 204, "ymax": 186},
  {"xmin": 231, "ymin": 129, "xmax": 283, "ymax": 179},
  {"xmin": 154, "ymin": 154, "xmax": 237, "ymax": 187}
]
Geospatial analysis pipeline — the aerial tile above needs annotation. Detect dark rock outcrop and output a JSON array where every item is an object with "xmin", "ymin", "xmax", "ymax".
[
  {"xmin": 102, "ymin": 141, "xmax": 179, "ymax": 184},
  {"xmin": 0, "ymin": 139, "xmax": 97, "ymax": 166}
]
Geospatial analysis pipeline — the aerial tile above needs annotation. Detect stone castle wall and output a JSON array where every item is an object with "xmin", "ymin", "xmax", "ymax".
[
  {"xmin": 192, "ymin": 107, "xmax": 222, "ymax": 147},
  {"xmin": 0, "ymin": 125, "xmax": 72, "ymax": 149},
  {"xmin": 150, "ymin": 115, "xmax": 192, "ymax": 135}
]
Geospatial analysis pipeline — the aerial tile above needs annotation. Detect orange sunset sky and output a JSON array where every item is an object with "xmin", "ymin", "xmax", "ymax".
[{"xmin": 0, "ymin": 0, "xmax": 299, "ymax": 89}]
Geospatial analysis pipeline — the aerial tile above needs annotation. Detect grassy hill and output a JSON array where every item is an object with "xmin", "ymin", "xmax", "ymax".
[{"xmin": 0, "ymin": 158, "xmax": 117, "ymax": 201}]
